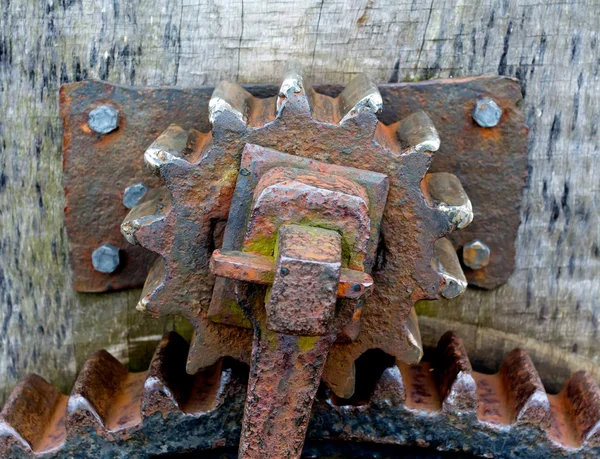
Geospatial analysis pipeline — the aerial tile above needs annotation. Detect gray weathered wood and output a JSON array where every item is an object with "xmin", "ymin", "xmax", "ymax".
[{"xmin": 1, "ymin": 0, "xmax": 599, "ymax": 403}]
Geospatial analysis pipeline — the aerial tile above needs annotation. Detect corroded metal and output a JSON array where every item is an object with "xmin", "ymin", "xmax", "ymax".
[
  {"xmin": 59, "ymin": 71, "xmax": 529, "ymax": 458},
  {"xmin": 236, "ymin": 226, "xmax": 343, "ymax": 458},
  {"xmin": 433, "ymin": 237, "xmax": 468, "ymax": 299},
  {"xmin": 117, "ymin": 68, "xmax": 478, "ymax": 457},
  {"xmin": 210, "ymin": 150, "xmax": 380, "ymax": 456},
  {"xmin": 210, "ymin": 250, "xmax": 374, "ymax": 299},
  {"xmin": 262, "ymin": 225, "xmax": 343, "ymax": 336},
  {"xmin": 1, "ymin": 331, "xmax": 599, "ymax": 458},
  {"xmin": 114, "ymin": 68, "xmax": 481, "ymax": 458},
  {"xmin": 61, "ymin": 76, "xmax": 527, "ymax": 293}
]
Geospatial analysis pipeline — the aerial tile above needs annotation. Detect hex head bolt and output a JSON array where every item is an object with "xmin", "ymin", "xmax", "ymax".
[
  {"xmin": 462, "ymin": 240, "xmax": 491, "ymax": 270},
  {"xmin": 123, "ymin": 183, "xmax": 148, "ymax": 209},
  {"xmin": 88, "ymin": 105, "xmax": 119, "ymax": 134},
  {"xmin": 91, "ymin": 243, "xmax": 121, "ymax": 273},
  {"xmin": 472, "ymin": 98, "xmax": 502, "ymax": 128}
]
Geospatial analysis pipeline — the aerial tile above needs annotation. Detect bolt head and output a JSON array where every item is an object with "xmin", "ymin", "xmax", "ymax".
[
  {"xmin": 88, "ymin": 105, "xmax": 119, "ymax": 134},
  {"xmin": 472, "ymin": 98, "xmax": 502, "ymax": 128},
  {"xmin": 462, "ymin": 240, "xmax": 491, "ymax": 270},
  {"xmin": 123, "ymin": 182, "xmax": 148, "ymax": 209},
  {"xmin": 92, "ymin": 243, "xmax": 121, "ymax": 273}
]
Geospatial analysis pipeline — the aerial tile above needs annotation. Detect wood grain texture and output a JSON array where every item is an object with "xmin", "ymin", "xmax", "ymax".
[{"xmin": 1, "ymin": 0, "xmax": 598, "ymax": 403}]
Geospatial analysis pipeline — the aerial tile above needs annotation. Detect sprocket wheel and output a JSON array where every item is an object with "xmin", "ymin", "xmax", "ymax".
[{"xmin": 121, "ymin": 65, "xmax": 473, "ymax": 399}]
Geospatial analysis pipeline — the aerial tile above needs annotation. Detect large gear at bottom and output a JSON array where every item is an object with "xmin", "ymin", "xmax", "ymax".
[
  {"xmin": 121, "ymin": 66, "xmax": 473, "ymax": 399},
  {"xmin": 2, "ymin": 331, "xmax": 599, "ymax": 458}
]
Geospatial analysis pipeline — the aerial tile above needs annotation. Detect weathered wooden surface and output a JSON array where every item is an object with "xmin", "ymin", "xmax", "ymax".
[{"xmin": 0, "ymin": 0, "xmax": 598, "ymax": 403}]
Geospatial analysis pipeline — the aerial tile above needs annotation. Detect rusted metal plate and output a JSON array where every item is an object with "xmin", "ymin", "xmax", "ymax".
[
  {"xmin": 376, "ymin": 77, "xmax": 528, "ymax": 289},
  {"xmin": 2, "ymin": 331, "xmax": 599, "ymax": 458},
  {"xmin": 61, "ymin": 76, "xmax": 526, "ymax": 292},
  {"xmin": 123, "ymin": 64, "xmax": 477, "ymax": 458},
  {"xmin": 60, "ymin": 83, "xmax": 214, "ymax": 291}
]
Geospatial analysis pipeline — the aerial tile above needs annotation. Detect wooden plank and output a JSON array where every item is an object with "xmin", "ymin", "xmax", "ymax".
[{"xmin": 1, "ymin": 0, "xmax": 599, "ymax": 403}]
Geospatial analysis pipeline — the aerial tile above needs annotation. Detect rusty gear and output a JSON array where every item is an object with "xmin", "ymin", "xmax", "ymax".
[{"xmin": 121, "ymin": 67, "xmax": 473, "ymax": 399}]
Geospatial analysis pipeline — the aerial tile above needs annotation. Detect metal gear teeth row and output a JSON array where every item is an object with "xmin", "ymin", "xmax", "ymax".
[
  {"xmin": 1, "ymin": 332, "xmax": 599, "ymax": 458},
  {"xmin": 121, "ymin": 65, "xmax": 474, "ymax": 397},
  {"xmin": 0, "ymin": 332, "xmax": 241, "ymax": 458}
]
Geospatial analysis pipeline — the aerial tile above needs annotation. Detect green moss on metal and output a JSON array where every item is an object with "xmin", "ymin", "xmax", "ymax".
[{"xmin": 297, "ymin": 336, "xmax": 319, "ymax": 352}]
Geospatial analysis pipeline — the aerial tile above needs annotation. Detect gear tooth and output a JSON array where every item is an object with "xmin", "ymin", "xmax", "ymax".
[
  {"xmin": 434, "ymin": 332, "xmax": 477, "ymax": 413},
  {"xmin": 141, "ymin": 332, "xmax": 191, "ymax": 416},
  {"xmin": 325, "ymin": 307, "xmax": 423, "ymax": 399},
  {"xmin": 0, "ymin": 374, "xmax": 67, "ymax": 455},
  {"xmin": 144, "ymin": 124, "xmax": 192, "ymax": 174},
  {"xmin": 322, "ymin": 356, "xmax": 357, "ymax": 399},
  {"xmin": 276, "ymin": 61, "xmax": 314, "ymax": 117},
  {"xmin": 564, "ymin": 371, "xmax": 600, "ymax": 446},
  {"xmin": 423, "ymin": 172, "xmax": 473, "ymax": 230},
  {"xmin": 501, "ymin": 348, "xmax": 551, "ymax": 426},
  {"xmin": 66, "ymin": 350, "xmax": 145, "ymax": 436},
  {"xmin": 186, "ymin": 330, "xmax": 218, "ymax": 374},
  {"xmin": 209, "ymin": 81, "xmax": 252, "ymax": 127},
  {"xmin": 121, "ymin": 187, "xmax": 171, "ymax": 249},
  {"xmin": 66, "ymin": 350, "xmax": 126, "ymax": 433},
  {"xmin": 396, "ymin": 110, "xmax": 441, "ymax": 153},
  {"xmin": 398, "ymin": 308, "xmax": 424, "ymax": 363},
  {"xmin": 186, "ymin": 321, "xmax": 252, "ymax": 375},
  {"xmin": 338, "ymin": 73, "xmax": 382, "ymax": 124},
  {"xmin": 370, "ymin": 364, "xmax": 407, "ymax": 406},
  {"xmin": 136, "ymin": 257, "xmax": 172, "ymax": 316},
  {"xmin": 432, "ymin": 237, "xmax": 468, "ymax": 299},
  {"xmin": 141, "ymin": 332, "xmax": 227, "ymax": 418}
]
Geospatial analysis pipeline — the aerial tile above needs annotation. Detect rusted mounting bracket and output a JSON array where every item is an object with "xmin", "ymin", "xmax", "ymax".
[{"xmin": 61, "ymin": 75, "xmax": 527, "ymax": 293}]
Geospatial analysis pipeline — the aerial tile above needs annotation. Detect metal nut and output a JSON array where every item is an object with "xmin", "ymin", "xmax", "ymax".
[
  {"xmin": 472, "ymin": 98, "xmax": 502, "ymax": 128},
  {"xmin": 88, "ymin": 105, "xmax": 119, "ymax": 134},
  {"xmin": 462, "ymin": 240, "xmax": 491, "ymax": 270},
  {"xmin": 91, "ymin": 243, "xmax": 121, "ymax": 273},
  {"xmin": 123, "ymin": 183, "xmax": 148, "ymax": 209}
]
